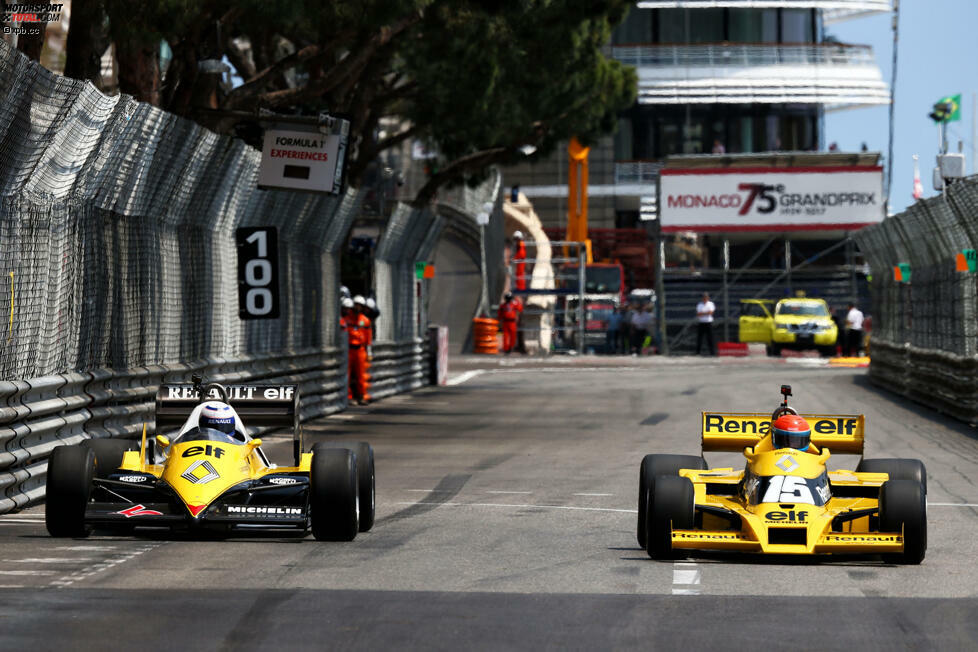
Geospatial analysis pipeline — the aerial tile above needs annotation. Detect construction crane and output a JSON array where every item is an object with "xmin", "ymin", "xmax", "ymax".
[{"xmin": 567, "ymin": 137, "xmax": 593, "ymax": 263}]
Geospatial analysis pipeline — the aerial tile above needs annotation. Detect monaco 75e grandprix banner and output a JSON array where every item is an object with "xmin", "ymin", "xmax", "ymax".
[{"xmin": 659, "ymin": 167, "xmax": 884, "ymax": 232}]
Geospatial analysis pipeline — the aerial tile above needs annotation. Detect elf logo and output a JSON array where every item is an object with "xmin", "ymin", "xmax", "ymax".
[
  {"xmin": 182, "ymin": 445, "xmax": 226, "ymax": 459},
  {"xmin": 116, "ymin": 504, "xmax": 164, "ymax": 518},
  {"xmin": 765, "ymin": 510, "xmax": 808, "ymax": 523}
]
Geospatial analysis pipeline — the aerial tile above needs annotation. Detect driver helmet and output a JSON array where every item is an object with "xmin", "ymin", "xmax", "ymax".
[
  {"xmin": 772, "ymin": 414, "xmax": 811, "ymax": 451},
  {"xmin": 341, "ymin": 297, "xmax": 354, "ymax": 310},
  {"xmin": 199, "ymin": 401, "xmax": 236, "ymax": 435}
]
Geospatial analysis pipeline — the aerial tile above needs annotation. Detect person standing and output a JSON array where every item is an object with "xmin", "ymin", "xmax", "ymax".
[
  {"xmin": 498, "ymin": 293, "xmax": 521, "ymax": 354},
  {"xmin": 695, "ymin": 292, "xmax": 716, "ymax": 356},
  {"xmin": 512, "ymin": 230, "xmax": 527, "ymax": 291},
  {"xmin": 631, "ymin": 304, "xmax": 653, "ymax": 355},
  {"xmin": 606, "ymin": 306, "xmax": 623, "ymax": 354},
  {"xmin": 845, "ymin": 302, "xmax": 864, "ymax": 357},
  {"xmin": 343, "ymin": 296, "xmax": 373, "ymax": 405},
  {"xmin": 365, "ymin": 296, "xmax": 380, "ymax": 340}
]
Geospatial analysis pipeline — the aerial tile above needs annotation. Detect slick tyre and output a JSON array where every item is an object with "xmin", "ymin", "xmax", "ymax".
[
  {"xmin": 857, "ymin": 458, "xmax": 927, "ymax": 495},
  {"xmin": 313, "ymin": 441, "xmax": 375, "ymax": 532},
  {"xmin": 45, "ymin": 445, "xmax": 94, "ymax": 538},
  {"xmin": 637, "ymin": 454, "xmax": 705, "ymax": 549},
  {"xmin": 82, "ymin": 438, "xmax": 138, "ymax": 479},
  {"xmin": 310, "ymin": 448, "xmax": 359, "ymax": 541},
  {"xmin": 646, "ymin": 475, "xmax": 695, "ymax": 560},
  {"xmin": 879, "ymin": 479, "xmax": 927, "ymax": 564}
]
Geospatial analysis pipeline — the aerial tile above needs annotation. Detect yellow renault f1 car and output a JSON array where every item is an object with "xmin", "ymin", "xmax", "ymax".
[
  {"xmin": 45, "ymin": 377, "xmax": 375, "ymax": 541},
  {"xmin": 637, "ymin": 385, "xmax": 927, "ymax": 563}
]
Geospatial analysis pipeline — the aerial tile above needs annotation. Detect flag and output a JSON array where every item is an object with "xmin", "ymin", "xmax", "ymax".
[
  {"xmin": 912, "ymin": 154, "xmax": 923, "ymax": 200},
  {"xmin": 935, "ymin": 94, "xmax": 962, "ymax": 122}
]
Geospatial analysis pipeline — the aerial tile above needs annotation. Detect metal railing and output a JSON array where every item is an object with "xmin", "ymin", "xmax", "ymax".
[
  {"xmin": 614, "ymin": 161, "xmax": 663, "ymax": 185},
  {"xmin": 611, "ymin": 43, "xmax": 877, "ymax": 68}
]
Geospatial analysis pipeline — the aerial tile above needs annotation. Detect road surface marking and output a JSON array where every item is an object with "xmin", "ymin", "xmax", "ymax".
[
  {"xmin": 4, "ymin": 558, "xmax": 92, "ymax": 564},
  {"xmin": 486, "ymin": 490, "xmax": 532, "ymax": 495},
  {"xmin": 929, "ymin": 502, "xmax": 978, "ymax": 507},
  {"xmin": 672, "ymin": 563, "xmax": 702, "ymax": 596},
  {"xmin": 0, "ymin": 570, "xmax": 55, "ymax": 576},
  {"xmin": 0, "ymin": 520, "xmax": 44, "ymax": 525},
  {"xmin": 446, "ymin": 370, "xmax": 486, "ymax": 386},
  {"xmin": 574, "ymin": 493, "xmax": 614, "ymax": 497},
  {"xmin": 330, "ymin": 414, "xmax": 357, "ymax": 420},
  {"xmin": 49, "ymin": 546, "xmax": 119, "ymax": 552},
  {"xmin": 394, "ymin": 501, "xmax": 635, "ymax": 514},
  {"xmin": 50, "ymin": 543, "xmax": 163, "ymax": 589}
]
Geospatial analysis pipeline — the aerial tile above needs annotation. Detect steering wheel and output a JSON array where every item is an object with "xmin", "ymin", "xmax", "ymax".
[{"xmin": 200, "ymin": 382, "xmax": 229, "ymax": 403}]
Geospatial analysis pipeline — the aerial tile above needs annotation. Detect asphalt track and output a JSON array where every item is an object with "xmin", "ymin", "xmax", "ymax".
[{"xmin": 2, "ymin": 355, "xmax": 978, "ymax": 650}]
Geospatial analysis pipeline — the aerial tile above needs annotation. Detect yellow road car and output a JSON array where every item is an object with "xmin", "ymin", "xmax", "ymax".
[
  {"xmin": 45, "ymin": 377, "xmax": 375, "ymax": 541},
  {"xmin": 636, "ymin": 385, "xmax": 927, "ymax": 563},
  {"xmin": 739, "ymin": 297, "xmax": 838, "ymax": 356}
]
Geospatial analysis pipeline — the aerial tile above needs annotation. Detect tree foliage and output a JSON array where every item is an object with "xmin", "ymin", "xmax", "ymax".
[{"xmin": 63, "ymin": 0, "xmax": 636, "ymax": 205}]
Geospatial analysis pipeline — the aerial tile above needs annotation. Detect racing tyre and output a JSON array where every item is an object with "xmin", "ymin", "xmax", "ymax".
[
  {"xmin": 637, "ymin": 454, "xmax": 705, "ymax": 549},
  {"xmin": 82, "ymin": 438, "xmax": 138, "ymax": 479},
  {"xmin": 45, "ymin": 445, "xmax": 94, "ymax": 538},
  {"xmin": 879, "ymin": 479, "xmax": 926, "ymax": 564},
  {"xmin": 857, "ymin": 458, "xmax": 927, "ymax": 495},
  {"xmin": 313, "ymin": 441, "xmax": 375, "ymax": 532},
  {"xmin": 310, "ymin": 448, "xmax": 359, "ymax": 541},
  {"xmin": 646, "ymin": 475, "xmax": 695, "ymax": 560}
]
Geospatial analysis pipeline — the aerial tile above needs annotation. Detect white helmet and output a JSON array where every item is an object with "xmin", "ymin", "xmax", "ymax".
[
  {"xmin": 366, "ymin": 297, "xmax": 377, "ymax": 310},
  {"xmin": 353, "ymin": 295, "xmax": 366, "ymax": 306},
  {"xmin": 199, "ymin": 401, "xmax": 235, "ymax": 435},
  {"xmin": 341, "ymin": 297, "xmax": 354, "ymax": 309},
  {"xmin": 340, "ymin": 285, "xmax": 351, "ymax": 298},
  {"xmin": 512, "ymin": 230, "xmax": 524, "ymax": 240}
]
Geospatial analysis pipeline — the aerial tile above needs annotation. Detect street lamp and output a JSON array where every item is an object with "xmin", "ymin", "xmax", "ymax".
[{"xmin": 475, "ymin": 200, "xmax": 493, "ymax": 316}]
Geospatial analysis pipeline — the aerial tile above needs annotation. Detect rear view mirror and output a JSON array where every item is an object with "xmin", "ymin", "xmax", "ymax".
[{"xmin": 156, "ymin": 435, "xmax": 170, "ymax": 449}]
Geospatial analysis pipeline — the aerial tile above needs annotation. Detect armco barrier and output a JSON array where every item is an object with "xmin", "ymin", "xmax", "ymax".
[{"xmin": 369, "ymin": 339, "xmax": 432, "ymax": 399}]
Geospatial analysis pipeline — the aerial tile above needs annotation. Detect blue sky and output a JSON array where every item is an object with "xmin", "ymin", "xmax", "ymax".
[{"xmin": 824, "ymin": 1, "xmax": 978, "ymax": 214}]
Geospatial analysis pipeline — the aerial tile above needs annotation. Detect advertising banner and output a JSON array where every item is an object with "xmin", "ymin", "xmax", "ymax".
[
  {"xmin": 659, "ymin": 167, "xmax": 884, "ymax": 232},
  {"xmin": 258, "ymin": 119, "xmax": 349, "ymax": 194}
]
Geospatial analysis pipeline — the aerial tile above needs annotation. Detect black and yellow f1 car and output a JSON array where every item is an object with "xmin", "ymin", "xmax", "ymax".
[
  {"xmin": 45, "ymin": 377, "xmax": 375, "ymax": 541},
  {"xmin": 637, "ymin": 385, "xmax": 927, "ymax": 563}
]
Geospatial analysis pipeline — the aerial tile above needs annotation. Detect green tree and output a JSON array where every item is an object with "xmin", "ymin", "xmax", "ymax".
[{"xmin": 62, "ymin": 0, "xmax": 635, "ymax": 205}]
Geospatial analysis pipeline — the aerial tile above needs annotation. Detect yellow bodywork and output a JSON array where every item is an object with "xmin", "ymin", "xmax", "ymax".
[
  {"xmin": 119, "ymin": 437, "xmax": 312, "ymax": 518},
  {"xmin": 668, "ymin": 412, "xmax": 902, "ymax": 556}
]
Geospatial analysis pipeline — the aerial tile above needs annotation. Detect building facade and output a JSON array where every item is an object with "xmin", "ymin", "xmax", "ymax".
[{"xmin": 502, "ymin": 1, "xmax": 892, "ymax": 231}]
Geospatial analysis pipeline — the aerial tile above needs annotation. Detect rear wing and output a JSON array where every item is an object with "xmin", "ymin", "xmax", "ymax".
[
  {"xmin": 156, "ymin": 384, "xmax": 299, "ymax": 434},
  {"xmin": 701, "ymin": 412, "xmax": 864, "ymax": 455}
]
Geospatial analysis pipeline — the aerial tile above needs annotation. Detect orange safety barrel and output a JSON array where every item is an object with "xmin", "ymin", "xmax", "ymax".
[{"xmin": 473, "ymin": 317, "xmax": 499, "ymax": 354}]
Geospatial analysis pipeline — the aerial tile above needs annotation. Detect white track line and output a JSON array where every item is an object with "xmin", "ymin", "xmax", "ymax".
[
  {"xmin": 0, "ymin": 570, "xmax": 55, "ymax": 576},
  {"xmin": 486, "ymin": 490, "xmax": 532, "ymax": 495},
  {"xmin": 672, "ymin": 562, "xmax": 702, "ymax": 596},
  {"xmin": 446, "ymin": 370, "xmax": 486, "ymax": 386},
  {"xmin": 574, "ymin": 493, "xmax": 614, "ymax": 497},
  {"xmin": 394, "ymin": 501, "xmax": 635, "ymax": 514},
  {"xmin": 929, "ymin": 502, "xmax": 978, "ymax": 507},
  {"xmin": 4, "ymin": 558, "xmax": 92, "ymax": 564}
]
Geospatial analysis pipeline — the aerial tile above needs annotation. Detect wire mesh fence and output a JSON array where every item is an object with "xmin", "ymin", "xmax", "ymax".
[
  {"xmin": 854, "ymin": 174, "xmax": 978, "ymax": 421},
  {"xmin": 0, "ymin": 40, "xmax": 360, "ymax": 380}
]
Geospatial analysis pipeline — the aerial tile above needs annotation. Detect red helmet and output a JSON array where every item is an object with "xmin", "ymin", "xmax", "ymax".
[{"xmin": 771, "ymin": 414, "xmax": 811, "ymax": 451}]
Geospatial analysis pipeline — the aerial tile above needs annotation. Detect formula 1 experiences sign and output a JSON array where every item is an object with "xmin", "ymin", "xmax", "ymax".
[
  {"xmin": 659, "ymin": 167, "xmax": 884, "ymax": 232},
  {"xmin": 258, "ymin": 121, "xmax": 349, "ymax": 194}
]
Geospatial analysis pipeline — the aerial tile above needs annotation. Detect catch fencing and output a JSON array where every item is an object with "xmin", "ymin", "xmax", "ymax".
[
  {"xmin": 854, "ymin": 174, "xmax": 978, "ymax": 421},
  {"xmin": 0, "ymin": 41, "xmax": 446, "ymax": 512}
]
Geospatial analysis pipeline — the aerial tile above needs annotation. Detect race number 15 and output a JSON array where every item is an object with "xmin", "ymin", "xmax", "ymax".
[{"xmin": 236, "ymin": 227, "xmax": 281, "ymax": 319}]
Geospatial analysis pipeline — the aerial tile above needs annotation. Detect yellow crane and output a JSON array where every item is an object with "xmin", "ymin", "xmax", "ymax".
[{"xmin": 567, "ymin": 137, "xmax": 593, "ymax": 263}]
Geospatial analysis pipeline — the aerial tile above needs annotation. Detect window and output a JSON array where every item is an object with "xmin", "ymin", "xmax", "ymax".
[
  {"xmin": 781, "ymin": 9, "xmax": 814, "ymax": 43},
  {"xmin": 729, "ymin": 9, "xmax": 778, "ymax": 43},
  {"xmin": 613, "ymin": 7, "xmax": 653, "ymax": 45},
  {"xmin": 656, "ymin": 9, "xmax": 685, "ymax": 43}
]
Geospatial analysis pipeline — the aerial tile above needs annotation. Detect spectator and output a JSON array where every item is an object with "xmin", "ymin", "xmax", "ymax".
[
  {"xmin": 695, "ymin": 292, "xmax": 716, "ymax": 356},
  {"xmin": 845, "ymin": 302, "xmax": 865, "ymax": 357},
  {"xmin": 606, "ymin": 306, "xmax": 624, "ymax": 354},
  {"xmin": 712, "ymin": 139, "xmax": 726, "ymax": 154},
  {"xmin": 631, "ymin": 304, "xmax": 653, "ymax": 355}
]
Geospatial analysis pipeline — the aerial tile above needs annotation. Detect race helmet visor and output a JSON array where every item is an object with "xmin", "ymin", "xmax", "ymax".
[{"xmin": 772, "ymin": 426, "xmax": 811, "ymax": 451}]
